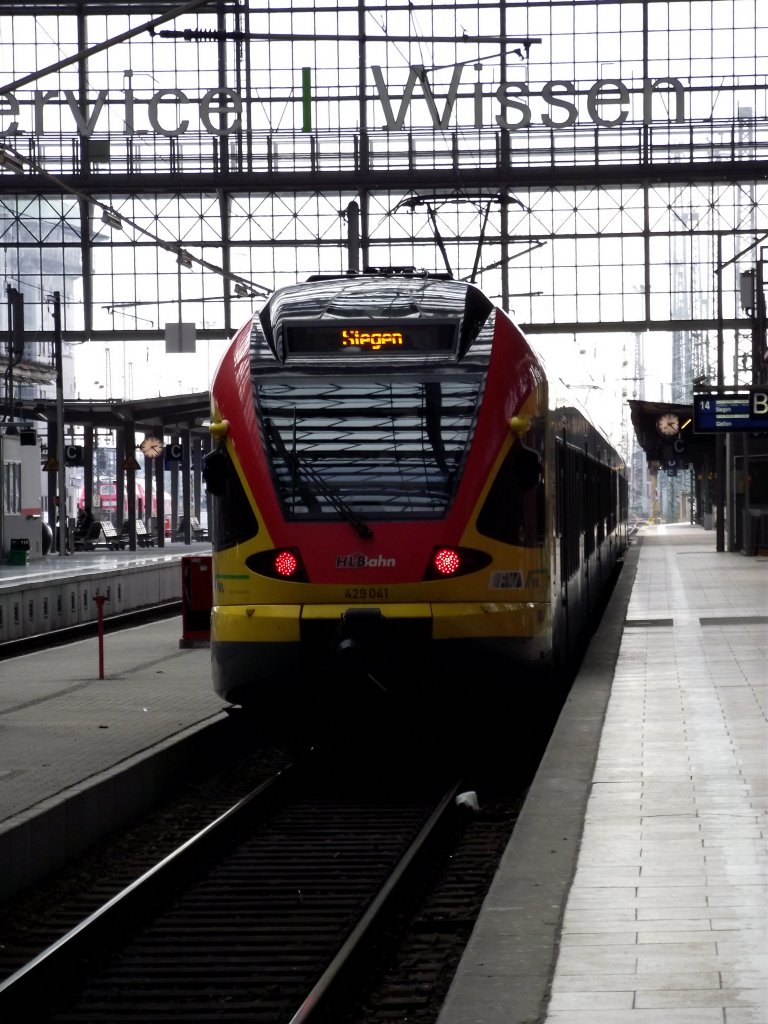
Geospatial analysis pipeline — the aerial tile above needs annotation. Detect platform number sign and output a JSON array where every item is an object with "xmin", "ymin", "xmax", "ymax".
[
  {"xmin": 165, "ymin": 443, "xmax": 183, "ymax": 462},
  {"xmin": 64, "ymin": 444, "xmax": 83, "ymax": 465},
  {"xmin": 694, "ymin": 392, "xmax": 768, "ymax": 433},
  {"xmin": 751, "ymin": 391, "xmax": 768, "ymax": 419}
]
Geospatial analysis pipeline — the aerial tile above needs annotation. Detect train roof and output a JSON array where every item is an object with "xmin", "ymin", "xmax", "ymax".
[{"xmin": 255, "ymin": 273, "xmax": 495, "ymax": 364}]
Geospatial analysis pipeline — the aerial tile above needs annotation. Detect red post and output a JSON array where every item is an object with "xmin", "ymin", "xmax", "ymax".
[{"xmin": 94, "ymin": 594, "xmax": 107, "ymax": 679}]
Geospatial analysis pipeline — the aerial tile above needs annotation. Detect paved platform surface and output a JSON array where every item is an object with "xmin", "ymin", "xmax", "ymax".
[
  {"xmin": 0, "ymin": 545, "xmax": 215, "ymax": 865},
  {"xmin": 0, "ymin": 617, "xmax": 218, "ymax": 824},
  {"xmin": 0, "ymin": 542, "xmax": 210, "ymax": 588},
  {"xmin": 438, "ymin": 524, "xmax": 767, "ymax": 1024},
  {"xmin": 0, "ymin": 614, "xmax": 223, "ymax": 899}
]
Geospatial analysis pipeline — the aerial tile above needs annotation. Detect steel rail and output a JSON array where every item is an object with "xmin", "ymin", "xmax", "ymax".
[
  {"xmin": 0, "ymin": 762, "xmax": 297, "ymax": 1022},
  {"xmin": 0, "ymin": 760, "xmax": 464, "ymax": 1023},
  {"xmin": 287, "ymin": 778, "xmax": 465, "ymax": 1024}
]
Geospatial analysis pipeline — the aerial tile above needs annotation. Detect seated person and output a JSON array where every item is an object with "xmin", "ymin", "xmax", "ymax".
[{"xmin": 75, "ymin": 505, "xmax": 95, "ymax": 536}]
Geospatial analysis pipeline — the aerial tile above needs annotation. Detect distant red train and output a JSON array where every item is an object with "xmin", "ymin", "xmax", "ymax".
[
  {"xmin": 81, "ymin": 482, "xmax": 172, "ymax": 529},
  {"xmin": 204, "ymin": 272, "xmax": 628, "ymax": 724}
]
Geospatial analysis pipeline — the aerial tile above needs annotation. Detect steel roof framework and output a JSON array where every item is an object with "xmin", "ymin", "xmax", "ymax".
[{"xmin": 0, "ymin": 0, "xmax": 764, "ymax": 397}]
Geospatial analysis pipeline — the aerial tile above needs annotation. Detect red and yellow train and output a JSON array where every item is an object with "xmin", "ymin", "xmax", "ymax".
[{"xmin": 204, "ymin": 272, "xmax": 627, "ymax": 723}]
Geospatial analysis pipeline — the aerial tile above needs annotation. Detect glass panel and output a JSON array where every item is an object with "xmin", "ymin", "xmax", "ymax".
[{"xmin": 256, "ymin": 375, "xmax": 485, "ymax": 520}]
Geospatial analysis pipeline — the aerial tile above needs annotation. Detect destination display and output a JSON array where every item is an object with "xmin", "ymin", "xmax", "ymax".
[
  {"xmin": 693, "ymin": 392, "xmax": 768, "ymax": 433},
  {"xmin": 283, "ymin": 321, "xmax": 458, "ymax": 357}
]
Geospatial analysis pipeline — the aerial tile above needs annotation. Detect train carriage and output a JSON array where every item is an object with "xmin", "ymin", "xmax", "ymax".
[{"xmin": 204, "ymin": 271, "xmax": 627, "ymax": 721}]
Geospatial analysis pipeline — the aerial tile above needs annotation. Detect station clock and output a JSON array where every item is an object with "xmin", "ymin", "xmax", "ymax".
[
  {"xmin": 656, "ymin": 413, "xmax": 680, "ymax": 437},
  {"xmin": 139, "ymin": 436, "xmax": 165, "ymax": 458}
]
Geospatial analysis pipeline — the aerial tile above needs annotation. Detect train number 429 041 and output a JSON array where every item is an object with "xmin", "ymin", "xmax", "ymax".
[{"xmin": 344, "ymin": 587, "xmax": 390, "ymax": 600}]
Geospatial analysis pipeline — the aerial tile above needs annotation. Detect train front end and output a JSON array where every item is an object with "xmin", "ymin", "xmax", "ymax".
[{"xmin": 206, "ymin": 274, "xmax": 553, "ymax": 715}]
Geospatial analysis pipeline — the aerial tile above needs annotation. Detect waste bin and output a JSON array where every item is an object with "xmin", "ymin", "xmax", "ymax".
[
  {"xmin": 7, "ymin": 538, "xmax": 30, "ymax": 566},
  {"xmin": 180, "ymin": 554, "xmax": 212, "ymax": 647}
]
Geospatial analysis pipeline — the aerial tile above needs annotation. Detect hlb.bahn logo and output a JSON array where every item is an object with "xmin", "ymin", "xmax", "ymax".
[{"xmin": 336, "ymin": 552, "xmax": 396, "ymax": 569}]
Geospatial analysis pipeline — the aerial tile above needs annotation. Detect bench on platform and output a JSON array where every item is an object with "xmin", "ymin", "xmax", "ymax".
[
  {"xmin": 97, "ymin": 521, "xmax": 124, "ymax": 550},
  {"xmin": 136, "ymin": 520, "xmax": 155, "ymax": 546},
  {"xmin": 74, "ymin": 521, "xmax": 124, "ymax": 551},
  {"xmin": 121, "ymin": 520, "xmax": 155, "ymax": 547},
  {"xmin": 176, "ymin": 516, "xmax": 207, "ymax": 542}
]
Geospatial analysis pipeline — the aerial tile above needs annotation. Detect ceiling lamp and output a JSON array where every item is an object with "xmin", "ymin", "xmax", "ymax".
[{"xmin": 101, "ymin": 208, "xmax": 123, "ymax": 230}]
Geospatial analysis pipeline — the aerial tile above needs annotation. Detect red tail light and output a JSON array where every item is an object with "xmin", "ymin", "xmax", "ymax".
[
  {"xmin": 274, "ymin": 550, "xmax": 299, "ymax": 577},
  {"xmin": 245, "ymin": 547, "xmax": 309, "ymax": 582},
  {"xmin": 423, "ymin": 546, "xmax": 492, "ymax": 581},
  {"xmin": 432, "ymin": 547, "xmax": 462, "ymax": 576}
]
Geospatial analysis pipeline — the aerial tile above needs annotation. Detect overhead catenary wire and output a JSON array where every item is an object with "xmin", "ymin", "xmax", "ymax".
[
  {"xmin": 369, "ymin": 7, "xmax": 535, "ymax": 284},
  {"xmin": 0, "ymin": 143, "xmax": 270, "ymax": 299},
  {"xmin": 0, "ymin": 0, "xmax": 212, "ymax": 96}
]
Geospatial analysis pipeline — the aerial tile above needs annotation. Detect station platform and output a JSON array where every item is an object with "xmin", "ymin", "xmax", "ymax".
[
  {"xmin": 0, "ymin": 525, "xmax": 765, "ymax": 1024},
  {"xmin": 438, "ymin": 523, "xmax": 768, "ymax": 1024},
  {"xmin": 0, "ymin": 542, "xmax": 207, "ymax": 584},
  {"xmin": 0, "ymin": 612, "xmax": 223, "ymax": 902},
  {"xmin": 0, "ymin": 543, "xmax": 211, "ymax": 644}
]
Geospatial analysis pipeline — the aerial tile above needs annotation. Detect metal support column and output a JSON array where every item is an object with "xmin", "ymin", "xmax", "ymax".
[
  {"xmin": 124, "ymin": 421, "xmax": 137, "ymax": 551},
  {"xmin": 52, "ymin": 291, "xmax": 67, "ymax": 557},
  {"xmin": 715, "ymin": 235, "xmax": 726, "ymax": 551},
  {"xmin": 155, "ymin": 435, "xmax": 165, "ymax": 547},
  {"xmin": 181, "ymin": 427, "xmax": 192, "ymax": 544},
  {"xmin": 83, "ymin": 426, "xmax": 94, "ymax": 510}
]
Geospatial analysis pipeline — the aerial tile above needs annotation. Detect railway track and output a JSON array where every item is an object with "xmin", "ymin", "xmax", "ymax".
[{"xmin": 0, "ymin": 749, "xmax": 472, "ymax": 1023}]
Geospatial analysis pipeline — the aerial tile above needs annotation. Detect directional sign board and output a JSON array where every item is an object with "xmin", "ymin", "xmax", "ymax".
[
  {"xmin": 750, "ymin": 390, "xmax": 768, "ymax": 419},
  {"xmin": 693, "ymin": 392, "xmax": 768, "ymax": 433}
]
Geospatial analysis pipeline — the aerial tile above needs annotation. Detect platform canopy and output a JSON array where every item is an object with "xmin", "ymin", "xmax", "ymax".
[{"xmin": 15, "ymin": 392, "xmax": 210, "ymax": 435}]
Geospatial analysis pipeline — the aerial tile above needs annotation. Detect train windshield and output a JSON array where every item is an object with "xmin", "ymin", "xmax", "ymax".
[{"xmin": 256, "ymin": 376, "xmax": 484, "ymax": 522}]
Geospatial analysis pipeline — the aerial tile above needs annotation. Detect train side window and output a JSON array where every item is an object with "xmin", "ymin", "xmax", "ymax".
[
  {"xmin": 583, "ymin": 457, "xmax": 595, "ymax": 558},
  {"xmin": 476, "ymin": 440, "xmax": 545, "ymax": 547},
  {"xmin": 619, "ymin": 473, "xmax": 628, "ymax": 526},
  {"xmin": 559, "ymin": 444, "xmax": 583, "ymax": 580},
  {"xmin": 202, "ymin": 447, "xmax": 227, "ymax": 496},
  {"xmin": 203, "ymin": 445, "xmax": 259, "ymax": 551},
  {"xmin": 597, "ymin": 462, "xmax": 610, "ymax": 542}
]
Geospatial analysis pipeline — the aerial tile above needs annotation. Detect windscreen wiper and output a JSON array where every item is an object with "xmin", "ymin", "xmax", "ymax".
[{"xmin": 265, "ymin": 418, "xmax": 373, "ymax": 539}]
